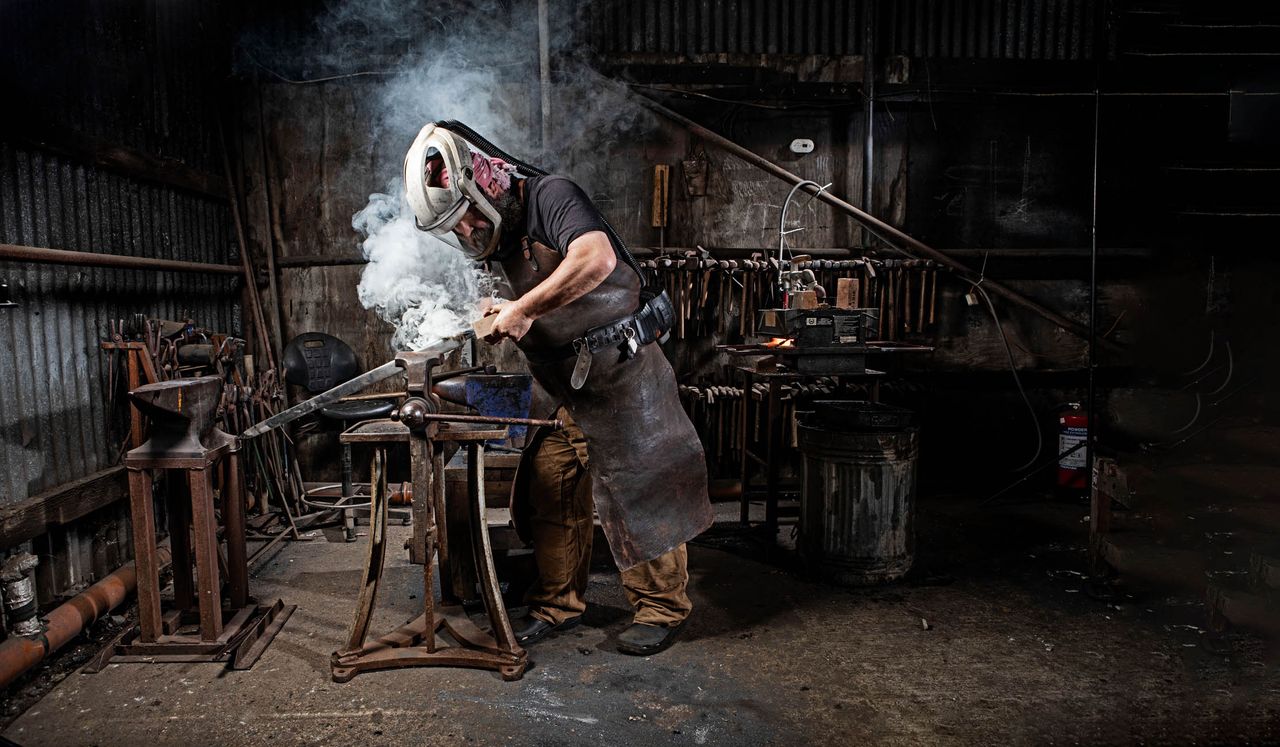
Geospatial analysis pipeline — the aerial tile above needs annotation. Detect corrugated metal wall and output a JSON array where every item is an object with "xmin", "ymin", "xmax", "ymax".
[
  {"xmin": 585, "ymin": 0, "xmax": 1101, "ymax": 60},
  {"xmin": 0, "ymin": 147, "xmax": 237, "ymax": 502},
  {"xmin": 0, "ymin": 0, "xmax": 226, "ymax": 172},
  {"xmin": 883, "ymin": 0, "xmax": 1099, "ymax": 60},
  {"xmin": 587, "ymin": 0, "xmax": 872, "ymax": 55},
  {"xmin": 0, "ymin": 1, "xmax": 238, "ymax": 596}
]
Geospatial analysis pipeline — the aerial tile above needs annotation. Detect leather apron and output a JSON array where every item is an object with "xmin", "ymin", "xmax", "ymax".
[{"xmin": 502, "ymin": 239, "xmax": 714, "ymax": 570}]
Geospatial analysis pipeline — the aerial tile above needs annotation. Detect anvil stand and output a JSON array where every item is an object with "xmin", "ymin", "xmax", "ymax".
[
  {"xmin": 329, "ymin": 353, "xmax": 528, "ymax": 682},
  {"xmin": 87, "ymin": 377, "xmax": 294, "ymax": 671}
]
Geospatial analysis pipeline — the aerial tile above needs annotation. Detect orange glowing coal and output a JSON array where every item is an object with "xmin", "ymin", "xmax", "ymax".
[{"xmin": 763, "ymin": 337, "xmax": 795, "ymax": 349}]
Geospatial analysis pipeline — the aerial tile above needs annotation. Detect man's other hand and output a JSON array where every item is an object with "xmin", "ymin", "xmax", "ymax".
[{"xmin": 484, "ymin": 301, "xmax": 534, "ymax": 343}]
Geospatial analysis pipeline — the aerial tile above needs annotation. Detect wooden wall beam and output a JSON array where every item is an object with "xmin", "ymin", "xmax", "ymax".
[{"xmin": 0, "ymin": 467, "xmax": 128, "ymax": 549}]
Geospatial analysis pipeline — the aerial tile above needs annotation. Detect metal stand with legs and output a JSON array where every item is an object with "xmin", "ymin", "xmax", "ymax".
[{"xmin": 329, "ymin": 419, "xmax": 527, "ymax": 683}]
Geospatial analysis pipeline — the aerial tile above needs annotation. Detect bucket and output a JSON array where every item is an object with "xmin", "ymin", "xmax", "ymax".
[{"xmin": 797, "ymin": 405, "xmax": 918, "ymax": 586}]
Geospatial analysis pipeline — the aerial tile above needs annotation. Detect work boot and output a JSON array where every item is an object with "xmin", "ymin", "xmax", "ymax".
[
  {"xmin": 512, "ymin": 614, "xmax": 581, "ymax": 646},
  {"xmin": 616, "ymin": 621, "xmax": 685, "ymax": 656}
]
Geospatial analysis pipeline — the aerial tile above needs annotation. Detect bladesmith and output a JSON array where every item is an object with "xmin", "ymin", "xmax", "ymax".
[{"xmin": 403, "ymin": 121, "xmax": 713, "ymax": 655}]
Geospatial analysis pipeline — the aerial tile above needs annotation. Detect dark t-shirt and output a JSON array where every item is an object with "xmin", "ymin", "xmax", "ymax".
[{"xmin": 521, "ymin": 175, "xmax": 613, "ymax": 256}]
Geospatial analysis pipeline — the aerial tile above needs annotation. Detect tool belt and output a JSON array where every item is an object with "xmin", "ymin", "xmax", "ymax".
[{"xmin": 528, "ymin": 288, "xmax": 675, "ymax": 389}]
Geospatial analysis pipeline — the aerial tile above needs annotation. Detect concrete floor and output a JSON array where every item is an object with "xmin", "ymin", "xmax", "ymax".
[{"xmin": 5, "ymin": 498, "xmax": 1278, "ymax": 746}]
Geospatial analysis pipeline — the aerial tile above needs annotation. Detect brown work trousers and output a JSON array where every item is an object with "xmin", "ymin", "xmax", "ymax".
[{"xmin": 525, "ymin": 409, "xmax": 692, "ymax": 627}]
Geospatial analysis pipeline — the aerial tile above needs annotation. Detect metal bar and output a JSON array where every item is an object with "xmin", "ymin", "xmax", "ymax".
[
  {"xmin": 126, "ymin": 351, "xmax": 144, "ymax": 449},
  {"xmin": 1087, "ymin": 83, "xmax": 1100, "ymax": 521},
  {"xmin": 339, "ymin": 391, "xmax": 408, "ymax": 403},
  {"xmin": 240, "ymin": 361, "xmax": 404, "ymax": 439},
  {"xmin": 738, "ymin": 368, "xmax": 751, "ymax": 524},
  {"xmin": 342, "ymin": 448, "xmax": 388, "ymax": 655},
  {"xmin": 635, "ymin": 92, "xmax": 1115, "ymax": 349},
  {"xmin": 863, "ymin": 0, "xmax": 876, "ymax": 218},
  {"xmin": 0, "ymin": 243, "xmax": 240, "ymax": 275},
  {"xmin": 246, "ymin": 509, "xmax": 327, "ymax": 569},
  {"xmin": 467, "ymin": 442, "xmax": 520, "ymax": 656},
  {"xmin": 629, "ymin": 245, "xmax": 1153, "ymax": 259},
  {"xmin": 275, "ymin": 254, "xmax": 367, "ymax": 268},
  {"xmin": 255, "ymin": 85, "xmax": 286, "ymax": 360},
  {"xmin": 217, "ymin": 119, "xmax": 278, "ymax": 372},
  {"xmin": 417, "ymin": 413, "xmax": 563, "ymax": 429},
  {"xmin": 538, "ymin": 0, "xmax": 553, "ymax": 157}
]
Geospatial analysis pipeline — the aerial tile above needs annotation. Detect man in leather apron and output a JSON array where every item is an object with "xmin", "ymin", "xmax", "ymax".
[{"xmin": 403, "ymin": 123, "xmax": 714, "ymax": 655}]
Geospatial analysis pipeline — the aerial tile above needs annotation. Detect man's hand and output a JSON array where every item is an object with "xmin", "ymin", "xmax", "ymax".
[
  {"xmin": 483, "ymin": 301, "xmax": 535, "ymax": 343},
  {"xmin": 475, "ymin": 232, "xmax": 617, "ymax": 346}
]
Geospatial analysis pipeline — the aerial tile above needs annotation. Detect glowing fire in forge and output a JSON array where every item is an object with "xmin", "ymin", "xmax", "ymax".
[{"xmin": 763, "ymin": 337, "xmax": 795, "ymax": 349}]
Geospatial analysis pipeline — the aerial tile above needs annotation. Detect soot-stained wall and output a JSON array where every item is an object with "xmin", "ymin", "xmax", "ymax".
[
  {"xmin": 1, "ymin": 1, "xmax": 238, "ymax": 603},
  {"xmin": 235, "ymin": 0, "xmax": 1278, "ymax": 490}
]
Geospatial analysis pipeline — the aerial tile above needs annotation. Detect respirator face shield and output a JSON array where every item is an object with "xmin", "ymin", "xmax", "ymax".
[{"xmin": 403, "ymin": 123, "xmax": 505, "ymax": 259}]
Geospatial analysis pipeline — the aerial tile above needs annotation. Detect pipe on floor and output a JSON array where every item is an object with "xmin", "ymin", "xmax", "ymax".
[{"xmin": 0, "ymin": 545, "xmax": 172, "ymax": 690}]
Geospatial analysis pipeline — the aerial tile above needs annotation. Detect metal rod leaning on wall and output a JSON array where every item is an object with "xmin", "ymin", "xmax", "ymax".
[
  {"xmin": 255, "ymin": 82, "xmax": 287, "ymax": 362},
  {"xmin": 0, "ymin": 545, "xmax": 173, "ymax": 689},
  {"xmin": 537, "ymin": 0, "xmax": 552, "ymax": 158},
  {"xmin": 218, "ymin": 118, "xmax": 279, "ymax": 373},
  {"xmin": 634, "ymin": 93, "xmax": 1117, "ymax": 352},
  {"xmin": 0, "ymin": 244, "xmax": 242, "ymax": 275},
  {"xmin": 862, "ymin": 0, "xmax": 876, "ymax": 216}
]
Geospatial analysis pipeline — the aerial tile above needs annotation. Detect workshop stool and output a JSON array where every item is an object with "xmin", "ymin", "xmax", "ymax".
[
  {"xmin": 283, "ymin": 332, "xmax": 404, "ymax": 539},
  {"xmin": 318, "ymin": 399, "xmax": 405, "ymax": 538}
]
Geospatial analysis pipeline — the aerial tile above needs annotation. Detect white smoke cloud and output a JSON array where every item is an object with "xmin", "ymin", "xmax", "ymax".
[
  {"xmin": 238, "ymin": 0, "xmax": 659, "ymax": 352},
  {"xmin": 352, "ymin": 184, "xmax": 493, "ymax": 351},
  {"xmin": 343, "ymin": 3, "xmax": 535, "ymax": 353}
]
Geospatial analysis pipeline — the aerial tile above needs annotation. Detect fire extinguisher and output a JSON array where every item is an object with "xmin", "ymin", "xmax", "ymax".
[{"xmin": 1057, "ymin": 403, "xmax": 1090, "ymax": 492}]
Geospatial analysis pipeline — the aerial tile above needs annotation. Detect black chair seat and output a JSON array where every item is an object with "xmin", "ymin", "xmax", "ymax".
[{"xmin": 319, "ymin": 399, "xmax": 397, "ymax": 422}]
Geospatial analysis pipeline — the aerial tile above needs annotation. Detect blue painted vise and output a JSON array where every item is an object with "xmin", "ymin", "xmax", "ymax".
[{"xmin": 433, "ymin": 373, "xmax": 534, "ymax": 443}]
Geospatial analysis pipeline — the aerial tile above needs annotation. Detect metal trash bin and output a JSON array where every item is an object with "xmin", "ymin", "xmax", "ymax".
[{"xmin": 797, "ymin": 402, "xmax": 918, "ymax": 586}]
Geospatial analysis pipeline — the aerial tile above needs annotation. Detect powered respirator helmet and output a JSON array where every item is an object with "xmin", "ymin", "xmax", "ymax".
[{"xmin": 403, "ymin": 122, "xmax": 509, "ymax": 260}]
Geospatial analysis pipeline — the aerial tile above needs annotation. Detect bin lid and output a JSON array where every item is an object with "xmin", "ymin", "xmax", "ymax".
[{"xmin": 796, "ymin": 400, "xmax": 915, "ymax": 432}]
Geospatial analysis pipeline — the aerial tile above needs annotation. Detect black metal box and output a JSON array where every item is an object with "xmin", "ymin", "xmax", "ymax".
[{"xmin": 757, "ymin": 307, "xmax": 878, "ymax": 345}]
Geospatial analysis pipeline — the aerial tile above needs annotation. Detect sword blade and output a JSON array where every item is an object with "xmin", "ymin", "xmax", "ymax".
[
  {"xmin": 240, "ymin": 361, "xmax": 401, "ymax": 439},
  {"xmin": 240, "ymin": 336, "xmax": 463, "ymax": 439}
]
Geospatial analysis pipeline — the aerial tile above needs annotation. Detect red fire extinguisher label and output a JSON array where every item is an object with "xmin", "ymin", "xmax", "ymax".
[{"xmin": 1059, "ymin": 427, "xmax": 1088, "ymax": 469}]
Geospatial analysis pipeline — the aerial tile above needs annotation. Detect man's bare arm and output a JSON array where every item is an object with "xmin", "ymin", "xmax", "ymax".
[{"xmin": 486, "ymin": 230, "xmax": 617, "ymax": 341}]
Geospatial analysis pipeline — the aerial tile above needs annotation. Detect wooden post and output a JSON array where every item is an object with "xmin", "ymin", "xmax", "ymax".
[
  {"xmin": 126, "ymin": 353, "xmax": 144, "ymax": 450},
  {"xmin": 166, "ymin": 472, "xmax": 194, "ymax": 613},
  {"xmin": 224, "ymin": 449, "xmax": 249, "ymax": 610},
  {"xmin": 188, "ymin": 468, "xmax": 223, "ymax": 641},
  {"xmin": 127, "ymin": 468, "xmax": 162, "ymax": 642}
]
